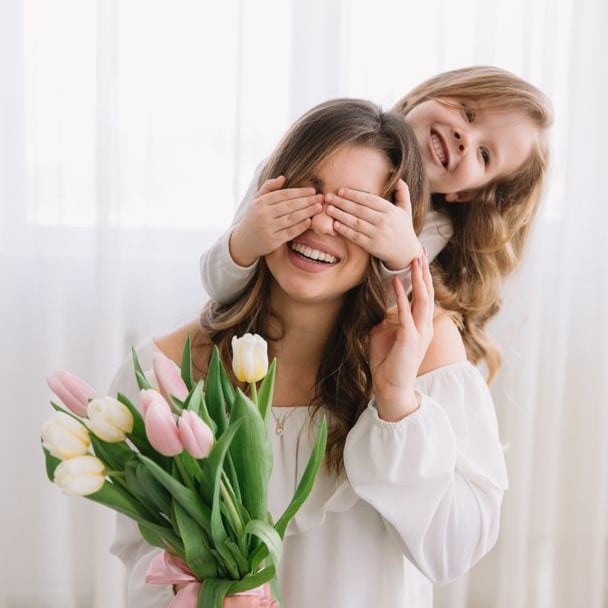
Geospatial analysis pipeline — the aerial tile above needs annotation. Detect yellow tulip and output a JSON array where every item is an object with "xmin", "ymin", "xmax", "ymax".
[
  {"xmin": 86, "ymin": 397, "xmax": 134, "ymax": 442},
  {"xmin": 231, "ymin": 333, "xmax": 269, "ymax": 383},
  {"xmin": 41, "ymin": 412, "xmax": 91, "ymax": 460},
  {"xmin": 53, "ymin": 455, "xmax": 106, "ymax": 496}
]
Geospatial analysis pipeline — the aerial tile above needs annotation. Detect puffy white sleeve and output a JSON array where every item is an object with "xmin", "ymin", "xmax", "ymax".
[
  {"xmin": 107, "ymin": 344, "xmax": 174, "ymax": 608},
  {"xmin": 343, "ymin": 361, "xmax": 508, "ymax": 584},
  {"xmin": 379, "ymin": 209, "xmax": 454, "ymax": 295},
  {"xmin": 199, "ymin": 162, "xmax": 265, "ymax": 304}
]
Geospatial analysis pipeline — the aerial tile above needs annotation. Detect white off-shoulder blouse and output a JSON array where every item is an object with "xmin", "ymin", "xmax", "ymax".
[{"xmin": 109, "ymin": 341, "xmax": 508, "ymax": 608}]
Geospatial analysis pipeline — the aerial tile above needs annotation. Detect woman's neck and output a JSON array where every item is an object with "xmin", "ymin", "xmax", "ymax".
[{"xmin": 266, "ymin": 284, "xmax": 344, "ymax": 406}]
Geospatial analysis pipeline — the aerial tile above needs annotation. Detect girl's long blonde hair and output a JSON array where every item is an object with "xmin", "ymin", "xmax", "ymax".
[{"xmin": 394, "ymin": 66, "xmax": 553, "ymax": 379}]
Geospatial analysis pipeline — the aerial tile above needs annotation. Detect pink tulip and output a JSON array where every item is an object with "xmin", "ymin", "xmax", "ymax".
[
  {"xmin": 178, "ymin": 411, "xmax": 214, "ymax": 459},
  {"xmin": 47, "ymin": 370, "xmax": 95, "ymax": 417},
  {"xmin": 139, "ymin": 389, "xmax": 183, "ymax": 456},
  {"xmin": 152, "ymin": 352, "xmax": 189, "ymax": 401}
]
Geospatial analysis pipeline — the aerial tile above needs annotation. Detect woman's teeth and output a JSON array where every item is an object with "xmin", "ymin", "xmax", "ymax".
[
  {"xmin": 431, "ymin": 133, "xmax": 448, "ymax": 167},
  {"xmin": 291, "ymin": 242, "xmax": 337, "ymax": 264}
]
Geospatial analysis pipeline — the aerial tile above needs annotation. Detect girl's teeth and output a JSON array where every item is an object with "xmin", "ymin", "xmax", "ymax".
[
  {"xmin": 291, "ymin": 242, "xmax": 337, "ymax": 264},
  {"xmin": 431, "ymin": 133, "xmax": 447, "ymax": 166}
]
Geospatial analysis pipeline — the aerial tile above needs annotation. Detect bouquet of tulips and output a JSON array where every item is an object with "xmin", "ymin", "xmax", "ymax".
[{"xmin": 41, "ymin": 334, "xmax": 327, "ymax": 607}]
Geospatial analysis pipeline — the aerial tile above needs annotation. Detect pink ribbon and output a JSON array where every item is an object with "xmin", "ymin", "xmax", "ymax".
[{"xmin": 146, "ymin": 550, "xmax": 277, "ymax": 607}]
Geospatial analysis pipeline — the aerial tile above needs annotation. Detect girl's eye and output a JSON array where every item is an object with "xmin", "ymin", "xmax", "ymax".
[
  {"xmin": 465, "ymin": 110, "xmax": 475, "ymax": 122},
  {"xmin": 480, "ymin": 148, "xmax": 490, "ymax": 166}
]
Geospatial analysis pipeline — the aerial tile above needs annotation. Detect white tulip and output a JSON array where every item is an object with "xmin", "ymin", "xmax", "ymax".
[
  {"xmin": 231, "ymin": 333, "xmax": 269, "ymax": 383},
  {"xmin": 86, "ymin": 397, "xmax": 134, "ymax": 442},
  {"xmin": 41, "ymin": 412, "xmax": 90, "ymax": 460},
  {"xmin": 54, "ymin": 455, "xmax": 106, "ymax": 496}
]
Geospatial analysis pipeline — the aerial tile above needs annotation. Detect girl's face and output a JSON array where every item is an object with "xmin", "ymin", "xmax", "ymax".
[
  {"xmin": 265, "ymin": 144, "xmax": 390, "ymax": 306},
  {"xmin": 405, "ymin": 99, "xmax": 538, "ymax": 201}
]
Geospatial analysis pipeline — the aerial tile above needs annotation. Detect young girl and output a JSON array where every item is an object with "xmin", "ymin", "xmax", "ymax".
[
  {"xmin": 110, "ymin": 98, "xmax": 508, "ymax": 608},
  {"xmin": 200, "ymin": 66, "xmax": 553, "ymax": 379}
]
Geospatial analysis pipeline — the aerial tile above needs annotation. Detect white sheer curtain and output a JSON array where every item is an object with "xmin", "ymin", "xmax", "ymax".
[{"xmin": 2, "ymin": 0, "xmax": 606, "ymax": 607}]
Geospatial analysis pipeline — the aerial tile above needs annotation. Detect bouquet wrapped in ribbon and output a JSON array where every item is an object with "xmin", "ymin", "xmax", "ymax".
[{"xmin": 41, "ymin": 334, "xmax": 327, "ymax": 607}]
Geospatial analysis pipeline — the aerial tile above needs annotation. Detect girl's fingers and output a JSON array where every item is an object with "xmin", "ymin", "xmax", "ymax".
[
  {"xmin": 256, "ymin": 175, "xmax": 286, "ymax": 195},
  {"xmin": 273, "ymin": 195, "xmax": 323, "ymax": 219},
  {"xmin": 325, "ymin": 194, "xmax": 382, "ymax": 225},
  {"xmin": 333, "ymin": 221, "xmax": 375, "ymax": 249},
  {"xmin": 257, "ymin": 185, "xmax": 318, "ymax": 206},
  {"xmin": 393, "ymin": 179, "xmax": 412, "ymax": 213},
  {"xmin": 328, "ymin": 206, "xmax": 374, "ymax": 238},
  {"xmin": 332, "ymin": 188, "xmax": 388, "ymax": 213}
]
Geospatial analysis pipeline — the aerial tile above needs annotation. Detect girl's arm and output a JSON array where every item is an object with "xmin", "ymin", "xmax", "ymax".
[
  {"xmin": 200, "ymin": 165, "xmax": 263, "ymax": 303},
  {"xmin": 200, "ymin": 163, "xmax": 323, "ymax": 304}
]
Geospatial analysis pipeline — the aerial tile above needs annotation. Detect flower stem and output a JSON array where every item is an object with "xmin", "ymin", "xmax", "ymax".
[
  {"xmin": 220, "ymin": 478, "xmax": 243, "ymax": 538},
  {"xmin": 250, "ymin": 382, "xmax": 258, "ymax": 407}
]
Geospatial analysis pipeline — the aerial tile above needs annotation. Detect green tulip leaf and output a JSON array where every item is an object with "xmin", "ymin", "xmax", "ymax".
[
  {"xmin": 130, "ymin": 347, "xmax": 152, "ymax": 390},
  {"xmin": 197, "ymin": 579, "xmax": 234, "ymax": 608},
  {"xmin": 135, "ymin": 462, "xmax": 172, "ymax": 514},
  {"xmin": 199, "ymin": 419, "xmax": 244, "ymax": 579},
  {"xmin": 205, "ymin": 347, "xmax": 229, "ymax": 434},
  {"xmin": 89, "ymin": 434, "xmax": 132, "ymax": 471},
  {"xmin": 226, "ymin": 565, "xmax": 276, "ymax": 594},
  {"xmin": 137, "ymin": 454, "xmax": 212, "ymax": 530},
  {"xmin": 115, "ymin": 392, "xmax": 157, "ymax": 459},
  {"xmin": 180, "ymin": 334, "xmax": 194, "ymax": 391},
  {"xmin": 87, "ymin": 481, "xmax": 184, "ymax": 557},
  {"xmin": 228, "ymin": 390, "xmax": 272, "ymax": 525},
  {"xmin": 274, "ymin": 416, "xmax": 327, "ymax": 538},
  {"xmin": 257, "ymin": 358, "xmax": 277, "ymax": 428},
  {"xmin": 244, "ymin": 519, "xmax": 282, "ymax": 571},
  {"xmin": 174, "ymin": 500, "xmax": 218, "ymax": 580},
  {"xmin": 42, "ymin": 445, "xmax": 62, "ymax": 481}
]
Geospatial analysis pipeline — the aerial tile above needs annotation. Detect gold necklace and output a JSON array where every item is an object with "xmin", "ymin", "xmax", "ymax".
[{"xmin": 271, "ymin": 407, "xmax": 299, "ymax": 436}]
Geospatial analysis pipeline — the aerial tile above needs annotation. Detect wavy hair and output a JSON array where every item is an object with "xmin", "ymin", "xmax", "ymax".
[
  {"xmin": 195, "ymin": 98, "xmax": 428, "ymax": 471},
  {"xmin": 394, "ymin": 66, "xmax": 553, "ymax": 379}
]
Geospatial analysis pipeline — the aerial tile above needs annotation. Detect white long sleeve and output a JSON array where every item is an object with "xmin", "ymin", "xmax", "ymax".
[{"xmin": 344, "ymin": 361, "xmax": 508, "ymax": 584}]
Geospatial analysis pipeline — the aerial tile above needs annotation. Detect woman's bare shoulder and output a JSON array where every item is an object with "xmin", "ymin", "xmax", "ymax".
[
  {"xmin": 417, "ymin": 308, "xmax": 467, "ymax": 376},
  {"xmin": 153, "ymin": 319, "xmax": 208, "ymax": 365}
]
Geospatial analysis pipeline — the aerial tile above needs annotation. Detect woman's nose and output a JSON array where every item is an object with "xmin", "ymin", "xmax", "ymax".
[{"xmin": 310, "ymin": 203, "xmax": 337, "ymax": 235}]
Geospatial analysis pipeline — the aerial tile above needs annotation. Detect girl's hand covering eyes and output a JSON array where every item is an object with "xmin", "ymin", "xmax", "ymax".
[
  {"xmin": 325, "ymin": 179, "xmax": 422, "ymax": 270},
  {"xmin": 369, "ymin": 250, "xmax": 435, "ymax": 422},
  {"xmin": 229, "ymin": 176, "xmax": 324, "ymax": 267}
]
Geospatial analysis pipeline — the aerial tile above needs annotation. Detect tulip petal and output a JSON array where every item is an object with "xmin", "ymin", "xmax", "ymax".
[{"xmin": 47, "ymin": 370, "xmax": 95, "ymax": 417}]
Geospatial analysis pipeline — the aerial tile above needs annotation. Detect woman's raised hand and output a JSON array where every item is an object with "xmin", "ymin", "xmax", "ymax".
[
  {"xmin": 369, "ymin": 250, "xmax": 435, "ymax": 422},
  {"xmin": 325, "ymin": 179, "xmax": 422, "ymax": 270},
  {"xmin": 229, "ymin": 176, "xmax": 324, "ymax": 267}
]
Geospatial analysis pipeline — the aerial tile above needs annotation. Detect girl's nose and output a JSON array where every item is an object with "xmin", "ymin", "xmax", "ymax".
[
  {"xmin": 453, "ymin": 129, "xmax": 470, "ymax": 154},
  {"xmin": 310, "ymin": 203, "xmax": 337, "ymax": 236}
]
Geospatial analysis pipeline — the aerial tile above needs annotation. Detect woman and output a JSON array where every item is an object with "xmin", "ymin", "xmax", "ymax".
[{"xmin": 110, "ymin": 98, "xmax": 508, "ymax": 608}]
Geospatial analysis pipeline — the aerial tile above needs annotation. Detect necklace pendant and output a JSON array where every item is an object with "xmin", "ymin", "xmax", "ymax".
[{"xmin": 275, "ymin": 423, "xmax": 284, "ymax": 436}]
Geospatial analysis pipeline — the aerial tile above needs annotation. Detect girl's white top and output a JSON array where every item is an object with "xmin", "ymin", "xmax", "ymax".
[
  {"xmin": 109, "ymin": 342, "xmax": 507, "ymax": 608},
  {"xmin": 199, "ymin": 164, "xmax": 454, "ymax": 303}
]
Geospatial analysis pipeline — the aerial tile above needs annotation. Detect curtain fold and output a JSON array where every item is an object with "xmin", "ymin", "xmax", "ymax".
[{"xmin": 2, "ymin": 0, "xmax": 605, "ymax": 606}]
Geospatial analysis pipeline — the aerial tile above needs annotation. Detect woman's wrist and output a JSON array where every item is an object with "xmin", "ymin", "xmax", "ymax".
[{"xmin": 375, "ymin": 388, "xmax": 420, "ymax": 422}]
